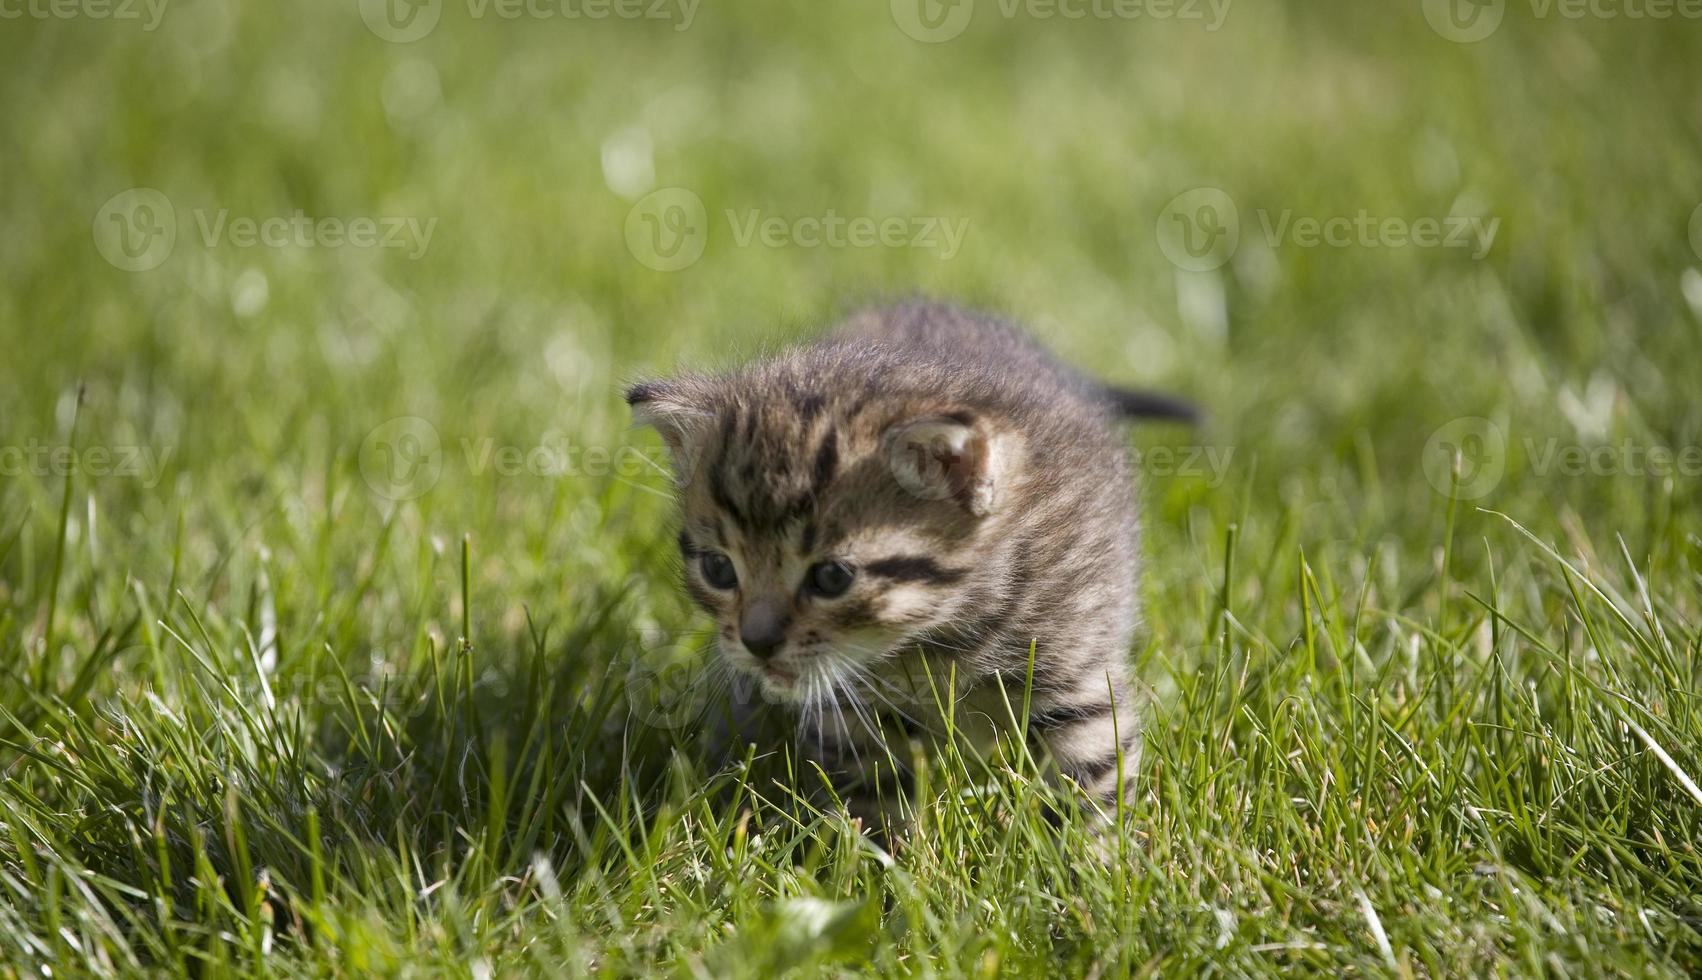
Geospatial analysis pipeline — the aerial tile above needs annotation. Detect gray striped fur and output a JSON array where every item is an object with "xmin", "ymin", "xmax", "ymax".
[{"xmin": 629, "ymin": 301, "xmax": 1165, "ymax": 809}]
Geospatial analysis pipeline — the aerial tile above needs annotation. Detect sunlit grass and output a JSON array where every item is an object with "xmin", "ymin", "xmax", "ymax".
[{"xmin": 2, "ymin": 0, "xmax": 1701, "ymax": 975}]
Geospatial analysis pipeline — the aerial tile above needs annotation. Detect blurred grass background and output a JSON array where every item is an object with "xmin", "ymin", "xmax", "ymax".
[{"xmin": 2, "ymin": 0, "xmax": 1702, "ymax": 975}]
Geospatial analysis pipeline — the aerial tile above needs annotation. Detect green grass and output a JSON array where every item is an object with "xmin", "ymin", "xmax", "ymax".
[{"xmin": 3, "ymin": 0, "xmax": 1702, "ymax": 975}]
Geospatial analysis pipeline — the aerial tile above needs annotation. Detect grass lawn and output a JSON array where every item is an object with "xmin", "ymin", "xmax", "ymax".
[{"xmin": 3, "ymin": 0, "xmax": 1702, "ymax": 974}]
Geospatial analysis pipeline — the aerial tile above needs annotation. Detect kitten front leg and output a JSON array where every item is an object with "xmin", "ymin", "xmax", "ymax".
[
  {"xmin": 798, "ymin": 711, "xmax": 912, "ymax": 832},
  {"xmin": 1024, "ymin": 678, "xmax": 1144, "ymax": 809}
]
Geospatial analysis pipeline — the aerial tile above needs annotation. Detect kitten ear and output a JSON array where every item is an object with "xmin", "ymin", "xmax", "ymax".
[
  {"xmin": 626, "ymin": 379, "xmax": 711, "ymax": 485},
  {"xmin": 883, "ymin": 414, "xmax": 998, "ymax": 516}
]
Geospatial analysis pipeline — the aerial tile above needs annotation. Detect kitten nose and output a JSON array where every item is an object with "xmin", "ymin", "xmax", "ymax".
[{"xmin": 739, "ymin": 599, "xmax": 790, "ymax": 661}]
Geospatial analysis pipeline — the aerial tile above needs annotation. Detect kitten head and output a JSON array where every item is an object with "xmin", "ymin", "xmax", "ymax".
[{"xmin": 627, "ymin": 370, "xmax": 1018, "ymax": 705}]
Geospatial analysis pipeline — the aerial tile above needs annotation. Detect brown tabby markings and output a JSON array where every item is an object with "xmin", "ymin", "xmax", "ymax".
[{"xmin": 629, "ymin": 302, "xmax": 1187, "ymax": 809}]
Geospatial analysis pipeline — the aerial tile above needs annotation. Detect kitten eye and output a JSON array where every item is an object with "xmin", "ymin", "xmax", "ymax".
[
  {"xmin": 806, "ymin": 560, "xmax": 856, "ymax": 598},
  {"xmin": 699, "ymin": 551, "xmax": 738, "ymax": 590}
]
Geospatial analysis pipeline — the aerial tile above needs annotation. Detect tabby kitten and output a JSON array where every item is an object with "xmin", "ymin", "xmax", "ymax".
[{"xmin": 627, "ymin": 302, "xmax": 1193, "ymax": 814}]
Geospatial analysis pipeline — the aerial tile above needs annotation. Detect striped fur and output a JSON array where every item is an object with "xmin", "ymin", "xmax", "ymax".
[{"xmin": 629, "ymin": 302, "xmax": 1176, "ymax": 808}]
